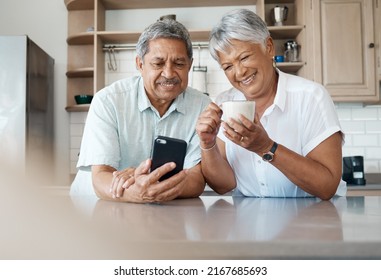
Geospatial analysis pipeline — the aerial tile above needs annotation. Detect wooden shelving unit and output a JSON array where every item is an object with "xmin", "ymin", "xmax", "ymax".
[{"xmin": 64, "ymin": 0, "xmax": 307, "ymax": 111}]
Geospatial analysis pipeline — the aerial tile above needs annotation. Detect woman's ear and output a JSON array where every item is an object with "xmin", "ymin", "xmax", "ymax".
[{"xmin": 265, "ymin": 37, "xmax": 275, "ymax": 57}]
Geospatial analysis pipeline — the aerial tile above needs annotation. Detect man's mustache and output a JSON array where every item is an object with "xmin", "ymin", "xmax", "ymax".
[{"xmin": 157, "ymin": 78, "xmax": 180, "ymax": 84}]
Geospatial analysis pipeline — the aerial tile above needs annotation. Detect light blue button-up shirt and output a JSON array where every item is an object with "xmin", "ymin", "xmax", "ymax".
[{"xmin": 71, "ymin": 76, "xmax": 211, "ymax": 195}]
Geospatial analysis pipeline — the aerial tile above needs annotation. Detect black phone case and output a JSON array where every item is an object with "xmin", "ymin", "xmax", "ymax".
[{"xmin": 151, "ymin": 136, "xmax": 187, "ymax": 181}]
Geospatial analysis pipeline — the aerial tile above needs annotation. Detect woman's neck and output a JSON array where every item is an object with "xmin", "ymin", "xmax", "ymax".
[{"xmin": 255, "ymin": 70, "xmax": 278, "ymax": 119}]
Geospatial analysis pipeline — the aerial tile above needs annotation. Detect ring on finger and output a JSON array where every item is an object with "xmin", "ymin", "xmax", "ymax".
[{"xmin": 240, "ymin": 136, "xmax": 244, "ymax": 142}]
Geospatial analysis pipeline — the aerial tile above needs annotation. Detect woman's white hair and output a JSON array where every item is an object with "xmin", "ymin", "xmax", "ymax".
[{"xmin": 209, "ymin": 9, "xmax": 270, "ymax": 62}]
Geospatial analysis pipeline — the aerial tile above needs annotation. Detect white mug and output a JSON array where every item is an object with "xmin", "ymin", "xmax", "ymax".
[{"xmin": 221, "ymin": 101, "xmax": 255, "ymax": 123}]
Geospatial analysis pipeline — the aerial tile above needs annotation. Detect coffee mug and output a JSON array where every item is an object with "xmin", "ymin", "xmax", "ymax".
[{"xmin": 221, "ymin": 101, "xmax": 255, "ymax": 123}]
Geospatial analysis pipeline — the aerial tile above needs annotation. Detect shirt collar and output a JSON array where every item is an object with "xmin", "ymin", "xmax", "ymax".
[
  {"xmin": 273, "ymin": 68, "xmax": 287, "ymax": 112},
  {"xmin": 137, "ymin": 77, "xmax": 186, "ymax": 116},
  {"xmin": 137, "ymin": 77, "xmax": 151, "ymax": 112}
]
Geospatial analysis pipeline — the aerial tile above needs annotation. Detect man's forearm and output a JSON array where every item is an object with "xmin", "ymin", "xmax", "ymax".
[{"xmin": 92, "ymin": 165, "xmax": 116, "ymax": 200}]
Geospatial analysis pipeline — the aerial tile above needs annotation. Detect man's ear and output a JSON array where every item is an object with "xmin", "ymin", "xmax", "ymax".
[
  {"xmin": 136, "ymin": 56, "xmax": 143, "ymax": 73},
  {"xmin": 189, "ymin": 58, "xmax": 193, "ymax": 71}
]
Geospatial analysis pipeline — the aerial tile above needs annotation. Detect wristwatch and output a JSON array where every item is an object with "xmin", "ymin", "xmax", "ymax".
[{"xmin": 262, "ymin": 141, "xmax": 278, "ymax": 162}]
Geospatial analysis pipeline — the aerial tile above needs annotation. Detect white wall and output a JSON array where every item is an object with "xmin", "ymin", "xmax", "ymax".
[{"xmin": 0, "ymin": 0, "xmax": 70, "ymax": 184}]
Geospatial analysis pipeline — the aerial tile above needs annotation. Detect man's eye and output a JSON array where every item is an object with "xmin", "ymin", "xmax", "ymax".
[
  {"xmin": 152, "ymin": 63, "xmax": 164, "ymax": 68},
  {"xmin": 223, "ymin": 65, "xmax": 232, "ymax": 71},
  {"xmin": 175, "ymin": 63, "xmax": 185, "ymax": 67}
]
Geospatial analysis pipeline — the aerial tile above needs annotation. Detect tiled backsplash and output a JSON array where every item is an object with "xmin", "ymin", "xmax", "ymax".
[{"xmin": 70, "ymin": 49, "xmax": 381, "ymax": 175}]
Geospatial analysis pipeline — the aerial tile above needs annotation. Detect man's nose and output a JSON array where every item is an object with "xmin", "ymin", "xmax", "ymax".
[{"xmin": 161, "ymin": 63, "xmax": 176, "ymax": 78}]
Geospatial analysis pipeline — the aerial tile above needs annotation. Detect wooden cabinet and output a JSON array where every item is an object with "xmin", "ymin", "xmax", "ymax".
[
  {"xmin": 376, "ymin": 0, "xmax": 381, "ymax": 82},
  {"xmin": 261, "ymin": 0, "xmax": 308, "ymax": 77},
  {"xmin": 309, "ymin": 0, "xmax": 380, "ymax": 103},
  {"xmin": 64, "ymin": 0, "xmax": 308, "ymax": 111}
]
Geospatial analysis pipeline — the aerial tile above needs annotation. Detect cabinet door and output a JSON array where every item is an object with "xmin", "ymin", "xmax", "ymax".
[
  {"xmin": 311, "ymin": 0, "xmax": 378, "ymax": 102},
  {"xmin": 376, "ymin": 0, "xmax": 381, "ymax": 81}
]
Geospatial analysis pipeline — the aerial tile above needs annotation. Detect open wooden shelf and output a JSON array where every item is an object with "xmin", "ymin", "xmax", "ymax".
[
  {"xmin": 67, "ymin": 32, "xmax": 94, "ymax": 45},
  {"xmin": 65, "ymin": 104, "xmax": 91, "ymax": 112},
  {"xmin": 276, "ymin": 62, "xmax": 304, "ymax": 73},
  {"xmin": 268, "ymin": 25, "xmax": 304, "ymax": 39},
  {"xmin": 66, "ymin": 67, "xmax": 94, "ymax": 78},
  {"xmin": 65, "ymin": 0, "xmax": 307, "ymax": 112}
]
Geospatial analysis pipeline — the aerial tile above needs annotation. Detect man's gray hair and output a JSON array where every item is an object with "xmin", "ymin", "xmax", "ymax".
[
  {"xmin": 209, "ymin": 9, "xmax": 270, "ymax": 62},
  {"xmin": 136, "ymin": 19, "xmax": 193, "ymax": 60}
]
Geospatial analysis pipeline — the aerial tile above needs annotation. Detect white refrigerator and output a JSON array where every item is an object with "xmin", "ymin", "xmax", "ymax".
[{"xmin": 0, "ymin": 35, "xmax": 54, "ymax": 184}]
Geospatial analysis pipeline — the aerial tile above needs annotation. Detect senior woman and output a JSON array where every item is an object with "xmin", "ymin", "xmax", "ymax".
[{"xmin": 196, "ymin": 9, "xmax": 346, "ymax": 200}]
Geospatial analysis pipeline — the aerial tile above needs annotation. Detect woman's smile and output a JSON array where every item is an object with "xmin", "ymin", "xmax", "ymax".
[{"xmin": 240, "ymin": 73, "xmax": 257, "ymax": 85}]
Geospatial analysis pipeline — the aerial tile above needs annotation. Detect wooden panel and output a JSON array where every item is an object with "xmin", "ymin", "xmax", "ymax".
[
  {"xmin": 315, "ymin": 0, "xmax": 377, "ymax": 101},
  {"xmin": 102, "ymin": 0, "xmax": 258, "ymax": 9},
  {"xmin": 66, "ymin": 77, "xmax": 93, "ymax": 107},
  {"xmin": 66, "ymin": 67, "xmax": 94, "ymax": 78},
  {"xmin": 68, "ymin": 10, "xmax": 94, "ymax": 36},
  {"xmin": 67, "ymin": 33, "xmax": 94, "ymax": 45},
  {"xmin": 94, "ymin": 36, "xmax": 105, "ymax": 92},
  {"xmin": 321, "ymin": 2, "xmax": 363, "ymax": 86},
  {"xmin": 65, "ymin": 0, "xmax": 94, "ymax": 10},
  {"xmin": 268, "ymin": 25, "xmax": 304, "ymax": 39},
  {"xmin": 67, "ymin": 45, "xmax": 93, "ymax": 69},
  {"xmin": 376, "ymin": 0, "xmax": 381, "ymax": 81},
  {"xmin": 96, "ymin": 0, "xmax": 105, "ymax": 31}
]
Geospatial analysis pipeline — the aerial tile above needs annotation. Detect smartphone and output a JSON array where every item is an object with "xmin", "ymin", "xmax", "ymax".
[{"xmin": 151, "ymin": 136, "xmax": 187, "ymax": 181}]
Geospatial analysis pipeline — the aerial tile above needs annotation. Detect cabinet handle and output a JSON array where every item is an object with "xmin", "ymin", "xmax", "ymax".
[{"xmin": 369, "ymin": 43, "xmax": 375, "ymax": 48}]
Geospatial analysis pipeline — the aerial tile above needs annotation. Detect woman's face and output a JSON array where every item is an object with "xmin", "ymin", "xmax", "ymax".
[{"xmin": 218, "ymin": 38, "xmax": 275, "ymax": 100}]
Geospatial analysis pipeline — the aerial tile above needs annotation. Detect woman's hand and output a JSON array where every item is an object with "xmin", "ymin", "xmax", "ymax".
[
  {"xmin": 221, "ymin": 114, "xmax": 273, "ymax": 155},
  {"xmin": 196, "ymin": 102, "xmax": 223, "ymax": 149}
]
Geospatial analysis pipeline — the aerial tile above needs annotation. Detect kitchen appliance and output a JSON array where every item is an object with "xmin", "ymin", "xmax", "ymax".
[
  {"xmin": 192, "ymin": 45, "xmax": 208, "ymax": 94},
  {"xmin": 0, "ymin": 35, "xmax": 54, "ymax": 184},
  {"xmin": 159, "ymin": 14, "xmax": 176, "ymax": 21},
  {"xmin": 272, "ymin": 6, "xmax": 288, "ymax": 26},
  {"xmin": 284, "ymin": 40, "xmax": 299, "ymax": 62},
  {"xmin": 342, "ymin": 156, "xmax": 366, "ymax": 185}
]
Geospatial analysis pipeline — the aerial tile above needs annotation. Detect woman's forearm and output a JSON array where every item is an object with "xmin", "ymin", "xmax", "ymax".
[{"xmin": 200, "ymin": 141, "xmax": 236, "ymax": 194}]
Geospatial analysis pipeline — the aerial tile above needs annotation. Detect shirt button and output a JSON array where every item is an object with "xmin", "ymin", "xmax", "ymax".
[{"xmin": 260, "ymin": 182, "xmax": 265, "ymax": 186}]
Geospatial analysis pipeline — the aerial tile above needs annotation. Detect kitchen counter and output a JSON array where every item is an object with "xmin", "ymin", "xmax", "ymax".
[
  {"xmin": 3, "ymin": 183, "xmax": 380, "ymax": 260},
  {"xmin": 347, "ymin": 184, "xmax": 381, "ymax": 196},
  {"xmin": 93, "ymin": 195, "xmax": 381, "ymax": 259},
  {"xmin": 347, "ymin": 184, "xmax": 381, "ymax": 190}
]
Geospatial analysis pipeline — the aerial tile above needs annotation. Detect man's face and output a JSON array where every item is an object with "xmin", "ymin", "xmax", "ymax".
[{"xmin": 136, "ymin": 38, "xmax": 192, "ymax": 109}]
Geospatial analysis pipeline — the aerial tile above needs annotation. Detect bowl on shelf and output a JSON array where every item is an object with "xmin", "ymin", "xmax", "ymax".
[{"xmin": 75, "ymin": 94, "xmax": 93, "ymax": 105}]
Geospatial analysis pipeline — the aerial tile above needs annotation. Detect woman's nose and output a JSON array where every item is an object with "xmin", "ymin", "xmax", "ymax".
[{"xmin": 234, "ymin": 64, "xmax": 247, "ymax": 79}]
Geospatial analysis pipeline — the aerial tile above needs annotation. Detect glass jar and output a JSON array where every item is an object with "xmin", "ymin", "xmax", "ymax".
[{"xmin": 284, "ymin": 40, "xmax": 298, "ymax": 62}]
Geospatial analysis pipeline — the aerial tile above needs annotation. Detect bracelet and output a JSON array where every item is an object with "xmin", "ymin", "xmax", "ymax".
[{"xmin": 200, "ymin": 142, "xmax": 216, "ymax": 151}]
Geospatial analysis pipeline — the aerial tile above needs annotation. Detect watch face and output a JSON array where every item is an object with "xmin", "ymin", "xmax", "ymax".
[{"xmin": 263, "ymin": 153, "xmax": 273, "ymax": 162}]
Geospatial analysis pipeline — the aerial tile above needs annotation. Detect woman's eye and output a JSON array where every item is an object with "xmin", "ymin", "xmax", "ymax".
[{"xmin": 241, "ymin": 55, "xmax": 249, "ymax": 61}]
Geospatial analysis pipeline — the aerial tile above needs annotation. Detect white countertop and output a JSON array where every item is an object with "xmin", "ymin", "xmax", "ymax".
[{"xmin": 2, "ymin": 183, "xmax": 381, "ymax": 259}]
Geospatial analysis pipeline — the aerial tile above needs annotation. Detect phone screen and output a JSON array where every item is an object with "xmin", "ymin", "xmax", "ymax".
[{"xmin": 151, "ymin": 136, "xmax": 187, "ymax": 181}]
